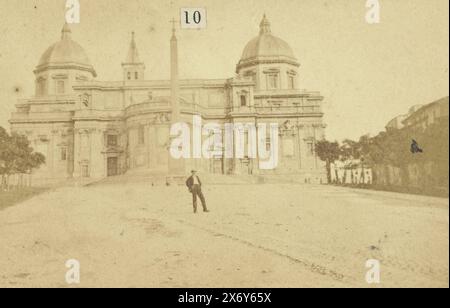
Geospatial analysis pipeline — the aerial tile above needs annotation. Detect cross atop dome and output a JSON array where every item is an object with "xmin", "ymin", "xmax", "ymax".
[{"xmin": 259, "ymin": 14, "xmax": 271, "ymax": 35}]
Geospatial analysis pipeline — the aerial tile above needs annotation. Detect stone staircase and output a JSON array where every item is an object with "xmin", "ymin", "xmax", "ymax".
[
  {"xmin": 88, "ymin": 169, "xmax": 260, "ymax": 187},
  {"xmin": 88, "ymin": 170, "xmax": 319, "ymax": 187}
]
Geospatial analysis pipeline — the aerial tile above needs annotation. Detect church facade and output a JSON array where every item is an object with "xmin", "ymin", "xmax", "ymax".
[{"xmin": 10, "ymin": 16, "xmax": 327, "ymax": 183}]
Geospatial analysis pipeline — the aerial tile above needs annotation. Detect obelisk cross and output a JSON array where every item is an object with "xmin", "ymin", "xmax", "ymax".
[{"xmin": 170, "ymin": 18, "xmax": 178, "ymax": 33}]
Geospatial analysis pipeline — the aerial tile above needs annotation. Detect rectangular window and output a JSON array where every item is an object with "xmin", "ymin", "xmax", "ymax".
[
  {"xmin": 57, "ymin": 80, "xmax": 65, "ymax": 94},
  {"xmin": 240, "ymin": 95, "xmax": 247, "ymax": 107},
  {"xmin": 288, "ymin": 76, "xmax": 295, "ymax": 89},
  {"xmin": 82, "ymin": 165, "xmax": 90, "ymax": 178},
  {"xmin": 107, "ymin": 135, "xmax": 118, "ymax": 147},
  {"xmin": 135, "ymin": 72, "xmax": 139, "ymax": 80},
  {"xmin": 268, "ymin": 74, "xmax": 278, "ymax": 89},
  {"xmin": 307, "ymin": 142, "xmax": 315, "ymax": 156},
  {"xmin": 37, "ymin": 79, "xmax": 46, "ymax": 96},
  {"xmin": 61, "ymin": 147, "xmax": 67, "ymax": 161},
  {"xmin": 283, "ymin": 139, "xmax": 295, "ymax": 157},
  {"xmin": 138, "ymin": 126, "xmax": 145, "ymax": 145},
  {"xmin": 266, "ymin": 137, "xmax": 272, "ymax": 152}
]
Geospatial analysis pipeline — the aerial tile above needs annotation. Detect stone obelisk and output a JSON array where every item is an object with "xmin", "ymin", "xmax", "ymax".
[
  {"xmin": 168, "ymin": 19, "xmax": 185, "ymax": 176},
  {"xmin": 170, "ymin": 19, "xmax": 181, "ymax": 122}
]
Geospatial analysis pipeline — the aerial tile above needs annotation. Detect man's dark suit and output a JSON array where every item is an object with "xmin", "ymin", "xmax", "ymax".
[{"xmin": 186, "ymin": 175, "xmax": 208, "ymax": 213}]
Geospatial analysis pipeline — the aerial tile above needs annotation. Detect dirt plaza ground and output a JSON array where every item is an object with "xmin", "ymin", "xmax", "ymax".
[{"xmin": 0, "ymin": 181, "xmax": 448, "ymax": 288}]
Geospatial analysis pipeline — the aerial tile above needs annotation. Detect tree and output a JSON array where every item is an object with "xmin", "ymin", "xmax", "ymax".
[
  {"xmin": 344, "ymin": 116, "xmax": 448, "ymax": 193},
  {"xmin": 316, "ymin": 140, "xmax": 341, "ymax": 184},
  {"xmin": 356, "ymin": 135, "xmax": 373, "ymax": 183},
  {"xmin": 0, "ymin": 127, "xmax": 45, "ymax": 190},
  {"xmin": 374, "ymin": 127, "xmax": 413, "ymax": 186},
  {"xmin": 414, "ymin": 117, "xmax": 449, "ymax": 189},
  {"xmin": 339, "ymin": 139, "xmax": 356, "ymax": 159},
  {"xmin": 0, "ymin": 127, "xmax": 11, "ymax": 188}
]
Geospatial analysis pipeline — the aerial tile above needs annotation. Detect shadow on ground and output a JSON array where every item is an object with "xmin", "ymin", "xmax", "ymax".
[{"xmin": 0, "ymin": 187, "xmax": 49, "ymax": 211}]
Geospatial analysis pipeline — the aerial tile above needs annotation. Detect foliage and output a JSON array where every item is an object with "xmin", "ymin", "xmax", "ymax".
[
  {"xmin": 316, "ymin": 117, "xmax": 448, "ymax": 190},
  {"xmin": 315, "ymin": 140, "xmax": 341, "ymax": 183},
  {"xmin": 0, "ymin": 127, "xmax": 46, "ymax": 189}
]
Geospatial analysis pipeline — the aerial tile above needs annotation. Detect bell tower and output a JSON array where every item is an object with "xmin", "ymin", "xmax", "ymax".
[{"xmin": 122, "ymin": 32, "xmax": 145, "ymax": 81}]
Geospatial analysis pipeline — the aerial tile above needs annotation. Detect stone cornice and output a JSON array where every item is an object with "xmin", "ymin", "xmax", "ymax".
[
  {"xmin": 236, "ymin": 58, "xmax": 300, "ymax": 72},
  {"xmin": 73, "ymin": 79, "xmax": 229, "ymax": 91},
  {"xmin": 254, "ymin": 94, "xmax": 324, "ymax": 100},
  {"xmin": 9, "ymin": 119, "xmax": 74, "ymax": 125},
  {"xmin": 34, "ymin": 63, "xmax": 97, "ymax": 77}
]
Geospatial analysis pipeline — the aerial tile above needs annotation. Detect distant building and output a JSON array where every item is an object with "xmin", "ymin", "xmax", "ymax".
[
  {"xmin": 385, "ymin": 115, "xmax": 408, "ymax": 131},
  {"xmin": 374, "ymin": 96, "xmax": 449, "ymax": 196},
  {"xmin": 402, "ymin": 97, "xmax": 449, "ymax": 130},
  {"xmin": 385, "ymin": 105, "xmax": 423, "ymax": 131}
]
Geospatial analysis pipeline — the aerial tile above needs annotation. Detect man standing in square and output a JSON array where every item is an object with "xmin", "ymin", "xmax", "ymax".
[{"xmin": 186, "ymin": 170, "xmax": 209, "ymax": 213}]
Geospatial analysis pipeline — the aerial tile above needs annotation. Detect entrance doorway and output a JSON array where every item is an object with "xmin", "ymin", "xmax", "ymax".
[
  {"xmin": 213, "ymin": 158, "xmax": 223, "ymax": 174},
  {"xmin": 107, "ymin": 157, "xmax": 118, "ymax": 177},
  {"xmin": 82, "ymin": 164, "xmax": 90, "ymax": 178}
]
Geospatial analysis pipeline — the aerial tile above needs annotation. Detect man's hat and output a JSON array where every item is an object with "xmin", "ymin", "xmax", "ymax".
[{"xmin": 191, "ymin": 170, "xmax": 197, "ymax": 173}]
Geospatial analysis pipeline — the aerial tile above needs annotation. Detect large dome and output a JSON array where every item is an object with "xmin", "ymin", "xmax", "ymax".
[
  {"xmin": 237, "ymin": 15, "xmax": 299, "ymax": 71},
  {"xmin": 35, "ymin": 24, "xmax": 96, "ymax": 77},
  {"xmin": 241, "ymin": 35, "xmax": 296, "ymax": 60}
]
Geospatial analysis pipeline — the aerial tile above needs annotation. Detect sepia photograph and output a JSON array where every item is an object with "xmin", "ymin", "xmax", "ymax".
[{"xmin": 0, "ymin": 0, "xmax": 448, "ymax": 292}]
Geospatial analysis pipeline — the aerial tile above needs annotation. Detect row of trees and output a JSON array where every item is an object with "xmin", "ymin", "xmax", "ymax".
[
  {"xmin": 315, "ymin": 137, "xmax": 372, "ymax": 184},
  {"xmin": 0, "ymin": 127, "xmax": 45, "ymax": 190},
  {"xmin": 316, "ymin": 117, "xmax": 449, "ymax": 189}
]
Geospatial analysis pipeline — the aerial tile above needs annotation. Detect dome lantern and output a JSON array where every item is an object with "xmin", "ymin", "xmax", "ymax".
[
  {"xmin": 259, "ymin": 14, "xmax": 271, "ymax": 35},
  {"xmin": 61, "ymin": 22, "xmax": 72, "ymax": 40}
]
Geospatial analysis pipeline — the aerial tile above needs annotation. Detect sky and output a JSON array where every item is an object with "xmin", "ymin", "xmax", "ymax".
[{"xmin": 0, "ymin": 0, "xmax": 448, "ymax": 141}]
